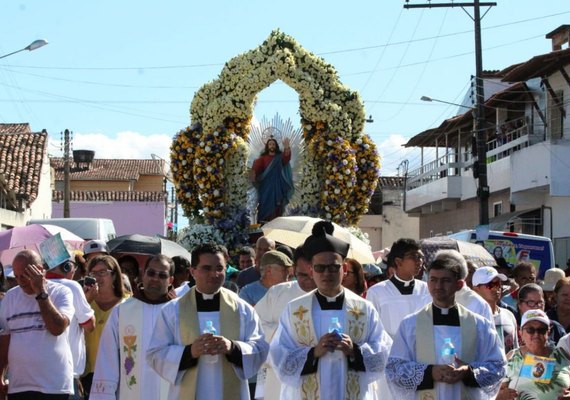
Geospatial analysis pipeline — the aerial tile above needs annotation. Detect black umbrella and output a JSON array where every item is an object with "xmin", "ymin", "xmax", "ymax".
[{"xmin": 107, "ymin": 234, "xmax": 191, "ymax": 261}]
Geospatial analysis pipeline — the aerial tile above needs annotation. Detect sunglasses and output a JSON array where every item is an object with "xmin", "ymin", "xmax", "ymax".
[
  {"xmin": 89, "ymin": 269, "xmax": 113, "ymax": 278},
  {"xmin": 523, "ymin": 326, "xmax": 549, "ymax": 335},
  {"xmin": 481, "ymin": 280, "xmax": 502, "ymax": 289},
  {"xmin": 145, "ymin": 269, "xmax": 170, "ymax": 279},
  {"xmin": 313, "ymin": 264, "xmax": 342, "ymax": 273}
]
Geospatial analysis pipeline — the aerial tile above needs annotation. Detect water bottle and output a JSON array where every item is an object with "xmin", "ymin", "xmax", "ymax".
[
  {"xmin": 440, "ymin": 338, "xmax": 456, "ymax": 365},
  {"xmin": 202, "ymin": 320, "xmax": 218, "ymax": 364},
  {"xmin": 327, "ymin": 317, "xmax": 343, "ymax": 357}
]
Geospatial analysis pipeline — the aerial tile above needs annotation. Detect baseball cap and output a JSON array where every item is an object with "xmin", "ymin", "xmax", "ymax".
[
  {"xmin": 472, "ymin": 266, "xmax": 508, "ymax": 286},
  {"xmin": 260, "ymin": 250, "xmax": 293, "ymax": 268},
  {"xmin": 540, "ymin": 268, "xmax": 565, "ymax": 292},
  {"xmin": 521, "ymin": 309, "xmax": 550, "ymax": 328},
  {"xmin": 83, "ymin": 240, "xmax": 109, "ymax": 255}
]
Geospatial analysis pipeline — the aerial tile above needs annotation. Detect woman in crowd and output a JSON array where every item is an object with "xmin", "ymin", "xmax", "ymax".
[
  {"xmin": 547, "ymin": 277, "xmax": 570, "ymax": 333},
  {"xmin": 81, "ymin": 255, "xmax": 129, "ymax": 398},
  {"xmin": 516, "ymin": 283, "xmax": 566, "ymax": 345},
  {"xmin": 498, "ymin": 309, "xmax": 570, "ymax": 399},
  {"xmin": 342, "ymin": 257, "xmax": 367, "ymax": 297}
]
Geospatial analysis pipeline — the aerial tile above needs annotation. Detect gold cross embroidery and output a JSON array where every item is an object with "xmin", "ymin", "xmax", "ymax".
[
  {"xmin": 293, "ymin": 305, "xmax": 309, "ymax": 321},
  {"xmin": 347, "ymin": 306, "xmax": 365, "ymax": 320}
]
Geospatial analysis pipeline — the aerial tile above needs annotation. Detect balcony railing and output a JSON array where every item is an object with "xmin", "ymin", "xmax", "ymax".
[{"xmin": 406, "ymin": 122, "xmax": 541, "ymax": 191}]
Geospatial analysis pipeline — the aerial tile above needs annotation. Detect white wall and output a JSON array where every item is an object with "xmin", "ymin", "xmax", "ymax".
[{"xmin": 30, "ymin": 152, "xmax": 53, "ymax": 220}]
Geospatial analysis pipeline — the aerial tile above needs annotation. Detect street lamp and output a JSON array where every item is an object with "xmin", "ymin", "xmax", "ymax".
[
  {"xmin": 0, "ymin": 39, "xmax": 48, "ymax": 60},
  {"xmin": 420, "ymin": 96, "xmax": 472, "ymax": 109}
]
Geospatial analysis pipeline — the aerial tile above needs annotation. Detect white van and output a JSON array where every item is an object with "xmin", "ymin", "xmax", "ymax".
[
  {"xmin": 448, "ymin": 230, "xmax": 555, "ymax": 279},
  {"xmin": 28, "ymin": 218, "xmax": 117, "ymax": 241}
]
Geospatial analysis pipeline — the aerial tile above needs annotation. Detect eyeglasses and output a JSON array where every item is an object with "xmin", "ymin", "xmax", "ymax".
[
  {"xmin": 523, "ymin": 326, "xmax": 549, "ymax": 335},
  {"xmin": 313, "ymin": 264, "xmax": 342, "ymax": 273},
  {"xmin": 520, "ymin": 300, "xmax": 545, "ymax": 308},
  {"xmin": 145, "ymin": 269, "xmax": 170, "ymax": 279},
  {"xmin": 481, "ymin": 280, "xmax": 502, "ymax": 289},
  {"xmin": 89, "ymin": 269, "xmax": 113, "ymax": 278}
]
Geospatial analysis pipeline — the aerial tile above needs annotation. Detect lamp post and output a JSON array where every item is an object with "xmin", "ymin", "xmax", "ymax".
[
  {"xmin": 0, "ymin": 39, "xmax": 48, "ymax": 60},
  {"xmin": 420, "ymin": 96, "xmax": 472, "ymax": 109}
]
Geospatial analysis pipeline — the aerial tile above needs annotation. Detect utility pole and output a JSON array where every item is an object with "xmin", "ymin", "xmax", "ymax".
[
  {"xmin": 63, "ymin": 129, "xmax": 71, "ymax": 218},
  {"xmin": 404, "ymin": 0, "xmax": 495, "ymax": 226}
]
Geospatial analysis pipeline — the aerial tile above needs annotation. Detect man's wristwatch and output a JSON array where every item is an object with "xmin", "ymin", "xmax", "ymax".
[{"xmin": 35, "ymin": 291, "xmax": 49, "ymax": 301}]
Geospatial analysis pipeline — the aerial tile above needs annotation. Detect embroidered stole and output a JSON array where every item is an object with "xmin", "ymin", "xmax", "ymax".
[
  {"xmin": 288, "ymin": 290, "xmax": 368, "ymax": 400},
  {"xmin": 415, "ymin": 303, "xmax": 477, "ymax": 400},
  {"xmin": 179, "ymin": 287, "xmax": 242, "ymax": 400},
  {"xmin": 119, "ymin": 298, "xmax": 144, "ymax": 399}
]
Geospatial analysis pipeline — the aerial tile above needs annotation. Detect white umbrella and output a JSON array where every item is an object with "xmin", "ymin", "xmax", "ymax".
[
  {"xmin": 420, "ymin": 237, "xmax": 496, "ymax": 268},
  {"xmin": 261, "ymin": 216, "xmax": 375, "ymax": 264}
]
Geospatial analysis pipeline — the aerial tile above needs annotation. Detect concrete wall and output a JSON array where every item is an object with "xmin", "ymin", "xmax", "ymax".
[{"xmin": 52, "ymin": 201, "xmax": 166, "ymax": 237}]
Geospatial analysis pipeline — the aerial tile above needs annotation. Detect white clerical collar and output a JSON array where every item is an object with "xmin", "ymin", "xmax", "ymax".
[
  {"xmin": 393, "ymin": 273, "xmax": 414, "ymax": 287},
  {"xmin": 196, "ymin": 288, "xmax": 220, "ymax": 300},
  {"xmin": 317, "ymin": 289, "xmax": 344, "ymax": 302},
  {"xmin": 433, "ymin": 303, "xmax": 457, "ymax": 315}
]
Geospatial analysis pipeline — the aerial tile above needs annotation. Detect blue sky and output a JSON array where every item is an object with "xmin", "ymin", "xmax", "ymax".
[{"xmin": 1, "ymin": 0, "xmax": 569, "ymax": 179}]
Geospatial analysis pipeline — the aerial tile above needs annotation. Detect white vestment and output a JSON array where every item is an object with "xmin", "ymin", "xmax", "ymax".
[
  {"xmin": 386, "ymin": 303, "xmax": 506, "ymax": 400},
  {"xmin": 455, "ymin": 285, "xmax": 493, "ymax": 322},
  {"xmin": 255, "ymin": 281, "xmax": 307, "ymax": 400},
  {"xmin": 146, "ymin": 290, "xmax": 269, "ymax": 400},
  {"xmin": 90, "ymin": 297, "xmax": 170, "ymax": 399},
  {"xmin": 270, "ymin": 289, "xmax": 392, "ymax": 400},
  {"xmin": 366, "ymin": 279, "xmax": 431, "ymax": 338}
]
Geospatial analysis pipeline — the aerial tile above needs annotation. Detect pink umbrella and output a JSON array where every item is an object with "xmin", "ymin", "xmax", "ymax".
[{"xmin": 0, "ymin": 224, "xmax": 84, "ymax": 265}]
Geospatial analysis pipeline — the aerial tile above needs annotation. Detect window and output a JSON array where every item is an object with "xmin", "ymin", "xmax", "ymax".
[{"xmin": 493, "ymin": 202, "xmax": 503, "ymax": 217}]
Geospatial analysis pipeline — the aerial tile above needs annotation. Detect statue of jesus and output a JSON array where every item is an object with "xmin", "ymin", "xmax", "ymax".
[{"xmin": 249, "ymin": 136, "xmax": 294, "ymax": 223}]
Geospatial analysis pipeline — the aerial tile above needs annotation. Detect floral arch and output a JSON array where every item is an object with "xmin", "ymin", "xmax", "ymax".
[{"xmin": 171, "ymin": 30, "xmax": 380, "ymax": 247}]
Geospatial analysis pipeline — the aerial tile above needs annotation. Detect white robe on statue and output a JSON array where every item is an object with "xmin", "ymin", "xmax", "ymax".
[
  {"xmin": 386, "ymin": 303, "xmax": 506, "ymax": 400},
  {"xmin": 255, "ymin": 281, "xmax": 307, "ymax": 400},
  {"xmin": 270, "ymin": 289, "xmax": 392, "ymax": 400},
  {"xmin": 146, "ymin": 289, "xmax": 268, "ymax": 400},
  {"xmin": 90, "ymin": 297, "xmax": 170, "ymax": 400}
]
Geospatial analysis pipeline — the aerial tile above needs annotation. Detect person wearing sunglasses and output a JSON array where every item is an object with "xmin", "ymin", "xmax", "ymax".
[
  {"xmin": 90, "ymin": 254, "xmax": 175, "ymax": 400},
  {"xmin": 473, "ymin": 266, "xmax": 519, "ymax": 354},
  {"xmin": 498, "ymin": 309, "xmax": 570, "ymax": 400},
  {"xmin": 270, "ymin": 220, "xmax": 392, "ymax": 400}
]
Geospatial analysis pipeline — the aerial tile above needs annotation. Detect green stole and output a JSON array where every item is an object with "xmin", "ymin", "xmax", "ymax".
[
  {"xmin": 288, "ymin": 289, "xmax": 368, "ymax": 400},
  {"xmin": 119, "ymin": 298, "xmax": 143, "ymax": 399},
  {"xmin": 178, "ymin": 287, "xmax": 242, "ymax": 400},
  {"xmin": 416, "ymin": 303, "xmax": 477, "ymax": 400}
]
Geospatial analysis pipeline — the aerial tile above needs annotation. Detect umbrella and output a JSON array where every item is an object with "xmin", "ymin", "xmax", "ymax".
[
  {"xmin": 107, "ymin": 234, "xmax": 191, "ymax": 261},
  {"xmin": 420, "ymin": 237, "xmax": 496, "ymax": 268},
  {"xmin": 0, "ymin": 224, "xmax": 84, "ymax": 265},
  {"xmin": 261, "ymin": 216, "xmax": 375, "ymax": 264}
]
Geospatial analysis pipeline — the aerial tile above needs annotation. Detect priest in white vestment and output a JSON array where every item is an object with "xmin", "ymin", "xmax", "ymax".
[
  {"xmin": 386, "ymin": 253, "xmax": 506, "ymax": 400},
  {"xmin": 367, "ymin": 238, "xmax": 431, "ymax": 339},
  {"xmin": 91, "ymin": 255, "xmax": 176, "ymax": 400},
  {"xmin": 270, "ymin": 221, "xmax": 392, "ymax": 400},
  {"xmin": 254, "ymin": 246, "xmax": 317, "ymax": 400},
  {"xmin": 147, "ymin": 243, "xmax": 269, "ymax": 400}
]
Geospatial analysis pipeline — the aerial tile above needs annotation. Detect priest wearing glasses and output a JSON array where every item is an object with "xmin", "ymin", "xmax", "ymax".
[
  {"xmin": 147, "ymin": 243, "xmax": 268, "ymax": 400},
  {"xmin": 386, "ymin": 253, "xmax": 506, "ymax": 400},
  {"xmin": 270, "ymin": 221, "xmax": 392, "ymax": 400}
]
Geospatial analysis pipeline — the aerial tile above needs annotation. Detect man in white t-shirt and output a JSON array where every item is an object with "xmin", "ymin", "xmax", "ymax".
[
  {"xmin": 46, "ymin": 256, "xmax": 95, "ymax": 398},
  {"xmin": 0, "ymin": 249, "xmax": 75, "ymax": 399}
]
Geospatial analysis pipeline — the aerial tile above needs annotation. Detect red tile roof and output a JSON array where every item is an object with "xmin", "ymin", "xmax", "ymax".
[
  {"xmin": 50, "ymin": 158, "xmax": 164, "ymax": 181},
  {"xmin": 0, "ymin": 132, "xmax": 48, "ymax": 206},
  {"xmin": 52, "ymin": 190, "xmax": 167, "ymax": 202},
  {"xmin": 0, "ymin": 123, "xmax": 32, "ymax": 134}
]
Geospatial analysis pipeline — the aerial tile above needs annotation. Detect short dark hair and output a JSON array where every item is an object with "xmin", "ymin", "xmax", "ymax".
[
  {"xmin": 387, "ymin": 238, "xmax": 421, "ymax": 268},
  {"xmin": 145, "ymin": 254, "xmax": 175, "ymax": 276},
  {"xmin": 238, "ymin": 246, "xmax": 255, "ymax": 258},
  {"xmin": 427, "ymin": 257, "xmax": 462, "ymax": 281},
  {"xmin": 293, "ymin": 246, "xmax": 309, "ymax": 265},
  {"xmin": 118, "ymin": 255, "xmax": 139, "ymax": 269},
  {"xmin": 191, "ymin": 243, "xmax": 226, "ymax": 268},
  {"xmin": 276, "ymin": 244, "xmax": 294, "ymax": 260},
  {"xmin": 172, "ymin": 256, "xmax": 191, "ymax": 274}
]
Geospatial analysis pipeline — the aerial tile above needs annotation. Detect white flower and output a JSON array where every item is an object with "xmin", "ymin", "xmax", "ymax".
[
  {"xmin": 326, "ymin": 213, "xmax": 332, "ymax": 219},
  {"xmin": 334, "ymin": 188, "xmax": 340, "ymax": 194},
  {"xmin": 342, "ymin": 159, "xmax": 348, "ymax": 165},
  {"xmin": 327, "ymin": 140, "xmax": 333, "ymax": 146},
  {"xmin": 356, "ymin": 139, "xmax": 363, "ymax": 145},
  {"xmin": 206, "ymin": 166, "xmax": 212, "ymax": 172},
  {"xmin": 205, "ymin": 146, "xmax": 211, "ymax": 152},
  {"xmin": 182, "ymin": 160, "xmax": 187, "ymax": 166},
  {"xmin": 213, "ymin": 190, "xmax": 220, "ymax": 196},
  {"xmin": 200, "ymin": 141, "xmax": 205, "ymax": 147},
  {"xmin": 345, "ymin": 169, "xmax": 351, "ymax": 175},
  {"xmin": 213, "ymin": 131, "xmax": 219, "ymax": 136},
  {"xmin": 219, "ymin": 159, "xmax": 224, "ymax": 165}
]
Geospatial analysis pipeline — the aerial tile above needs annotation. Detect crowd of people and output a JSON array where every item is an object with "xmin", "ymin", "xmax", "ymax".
[{"xmin": 0, "ymin": 220, "xmax": 569, "ymax": 399}]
